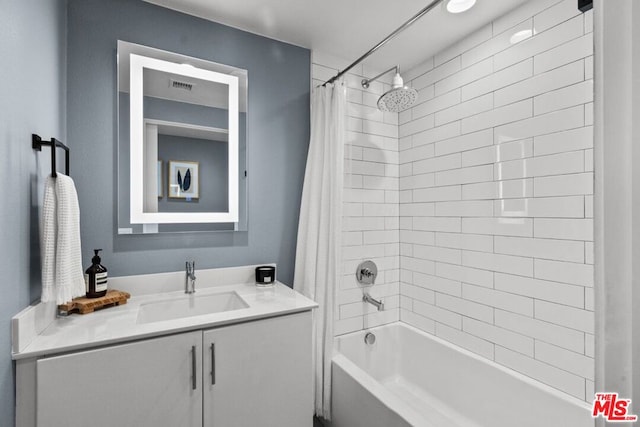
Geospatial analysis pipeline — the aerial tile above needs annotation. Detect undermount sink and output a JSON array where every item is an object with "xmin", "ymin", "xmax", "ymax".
[{"xmin": 137, "ymin": 291, "xmax": 249, "ymax": 324}]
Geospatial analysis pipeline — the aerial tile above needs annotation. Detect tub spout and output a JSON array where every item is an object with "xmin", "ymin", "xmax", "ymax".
[{"xmin": 363, "ymin": 293, "xmax": 384, "ymax": 311}]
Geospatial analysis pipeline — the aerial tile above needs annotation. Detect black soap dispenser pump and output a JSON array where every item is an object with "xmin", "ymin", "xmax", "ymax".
[{"xmin": 85, "ymin": 249, "xmax": 108, "ymax": 298}]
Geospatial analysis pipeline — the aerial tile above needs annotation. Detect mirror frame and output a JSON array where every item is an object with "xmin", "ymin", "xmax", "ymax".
[{"xmin": 129, "ymin": 53, "xmax": 239, "ymax": 224}]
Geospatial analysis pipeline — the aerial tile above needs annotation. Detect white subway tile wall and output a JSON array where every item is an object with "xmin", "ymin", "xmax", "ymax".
[
  {"xmin": 312, "ymin": 0, "xmax": 593, "ymax": 403},
  {"xmin": 399, "ymin": 0, "xmax": 593, "ymax": 401},
  {"xmin": 312, "ymin": 53, "xmax": 401, "ymax": 336}
]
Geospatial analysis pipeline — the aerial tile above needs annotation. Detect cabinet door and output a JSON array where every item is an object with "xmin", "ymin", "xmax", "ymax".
[
  {"xmin": 203, "ymin": 312, "xmax": 313, "ymax": 427},
  {"xmin": 36, "ymin": 331, "xmax": 202, "ymax": 427}
]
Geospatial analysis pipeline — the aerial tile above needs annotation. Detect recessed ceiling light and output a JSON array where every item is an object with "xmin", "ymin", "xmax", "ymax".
[{"xmin": 445, "ymin": 0, "xmax": 477, "ymax": 14}]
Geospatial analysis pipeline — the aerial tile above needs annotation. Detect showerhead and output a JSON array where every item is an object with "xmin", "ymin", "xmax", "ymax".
[
  {"xmin": 362, "ymin": 67, "xmax": 418, "ymax": 113},
  {"xmin": 377, "ymin": 72, "xmax": 418, "ymax": 112}
]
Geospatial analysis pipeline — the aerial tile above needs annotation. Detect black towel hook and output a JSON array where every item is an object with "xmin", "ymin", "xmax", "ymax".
[{"xmin": 32, "ymin": 134, "xmax": 70, "ymax": 178}]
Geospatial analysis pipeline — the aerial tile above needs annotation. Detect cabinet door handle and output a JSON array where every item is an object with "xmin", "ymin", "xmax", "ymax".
[
  {"xmin": 211, "ymin": 343, "xmax": 216, "ymax": 385},
  {"xmin": 191, "ymin": 345, "xmax": 197, "ymax": 391}
]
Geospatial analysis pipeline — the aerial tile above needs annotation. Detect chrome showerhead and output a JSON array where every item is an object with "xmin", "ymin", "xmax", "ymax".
[
  {"xmin": 378, "ymin": 86, "xmax": 418, "ymax": 112},
  {"xmin": 377, "ymin": 72, "xmax": 418, "ymax": 112},
  {"xmin": 362, "ymin": 66, "xmax": 418, "ymax": 113}
]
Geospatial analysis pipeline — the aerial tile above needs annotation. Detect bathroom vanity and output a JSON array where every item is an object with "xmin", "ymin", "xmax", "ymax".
[{"xmin": 12, "ymin": 265, "xmax": 317, "ymax": 427}]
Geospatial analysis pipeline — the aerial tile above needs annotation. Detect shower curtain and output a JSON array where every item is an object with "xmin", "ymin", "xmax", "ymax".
[{"xmin": 293, "ymin": 80, "xmax": 345, "ymax": 420}]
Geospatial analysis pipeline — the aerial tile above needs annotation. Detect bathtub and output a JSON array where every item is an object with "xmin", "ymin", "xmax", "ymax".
[{"xmin": 331, "ymin": 323, "xmax": 592, "ymax": 427}]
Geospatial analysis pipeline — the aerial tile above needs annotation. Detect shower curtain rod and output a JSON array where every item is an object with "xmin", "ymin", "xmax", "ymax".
[{"xmin": 323, "ymin": 0, "xmax": 445, "ymax": 86}]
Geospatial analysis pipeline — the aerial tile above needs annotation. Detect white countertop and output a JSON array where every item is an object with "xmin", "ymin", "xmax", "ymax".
[{"xmin": 12, "ymin": 281, "xmax": 317, "ymax": 360}]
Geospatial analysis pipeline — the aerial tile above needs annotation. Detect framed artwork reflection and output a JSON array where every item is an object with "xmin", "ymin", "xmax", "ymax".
[{"xmin": 168, "ymin": 160, "xmax": 199, "ymax": 200}]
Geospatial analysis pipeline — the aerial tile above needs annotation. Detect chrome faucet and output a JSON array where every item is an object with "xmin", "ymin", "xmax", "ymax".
[
  {"xmin": 185, "ymin": 261, "xmax": 196, "ymax": 294},
  {"xmin": 363, "ymin": 293, "xmax": 384, "ymax": 311}
]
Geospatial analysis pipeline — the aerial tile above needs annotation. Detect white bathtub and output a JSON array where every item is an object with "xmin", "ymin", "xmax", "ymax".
[{"xmin": 331, "ymin": 322, "xmax": 592, "ymax": 427}]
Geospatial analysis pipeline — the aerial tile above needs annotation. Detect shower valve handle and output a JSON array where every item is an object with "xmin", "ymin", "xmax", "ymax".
[
  {"xmin": 356, "ymin": 260, "xmax": 378, "ymax": 285},
  {"xmin": 361, "ymin": 268, "xmax": 373, "ymax": 278}
]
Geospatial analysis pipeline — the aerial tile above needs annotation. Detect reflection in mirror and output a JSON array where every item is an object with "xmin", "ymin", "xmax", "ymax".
[{"xmin": 117, "ymin": 41, "xmax": 248, "ymax": 234}]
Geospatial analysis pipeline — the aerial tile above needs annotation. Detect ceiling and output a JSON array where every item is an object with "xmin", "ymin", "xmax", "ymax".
[{"xmin": 144, "ymin": 0, "xmax": 530, "ymax": 72}]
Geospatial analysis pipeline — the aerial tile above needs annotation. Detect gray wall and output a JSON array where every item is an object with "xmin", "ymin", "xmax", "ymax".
[
  {"xmin": 0, "ymin": 0, "xmax": 67, "ymax": 425},
  {"xmin": 67, "ymin": 0, "xmax": 310, "ymax": 283}
]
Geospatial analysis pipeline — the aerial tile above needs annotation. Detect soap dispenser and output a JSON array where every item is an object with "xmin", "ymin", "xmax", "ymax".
[{"xmin": 85, "ymin": 249, "xmax": 108, "ymax": 298}]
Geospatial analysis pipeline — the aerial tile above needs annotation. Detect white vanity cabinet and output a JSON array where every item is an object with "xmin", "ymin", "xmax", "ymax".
[
  {"xmin": 36, "ymin": 331, "xmax": 203, "ymax": 427},
  {"xmin": 203, "ymin": 313, "xmax": 312, "ymax": 426},
  {"xmin": 18, "ymin": 311, "xmax": 312, "ymax": 427}
]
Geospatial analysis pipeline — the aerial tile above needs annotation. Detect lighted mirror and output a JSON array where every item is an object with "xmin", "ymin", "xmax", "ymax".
[{"xmin": 117, "ymin": 41, "xmax": 248, "ymax": 234}]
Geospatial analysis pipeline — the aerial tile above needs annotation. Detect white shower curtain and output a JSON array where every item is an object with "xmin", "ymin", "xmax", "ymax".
[{"xmin": 293, "ymin": 80, "xmax": 345, "ymax": 420}]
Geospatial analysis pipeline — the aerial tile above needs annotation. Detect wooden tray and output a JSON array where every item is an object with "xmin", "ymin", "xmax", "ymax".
[{"xmin": 58, "ymin": 290, "xmax": 131, "ymax": 315}]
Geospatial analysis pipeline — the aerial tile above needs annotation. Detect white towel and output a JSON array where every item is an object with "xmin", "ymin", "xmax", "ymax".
[{"xmin": 41, "ymin": 174, "xmax": 86, "ymax": 304}]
